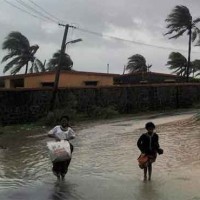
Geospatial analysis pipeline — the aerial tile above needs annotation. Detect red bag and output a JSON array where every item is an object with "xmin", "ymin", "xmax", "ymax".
[{"xmin": 137, "ymin": 154, "xmax": 148, "ymax": 169}]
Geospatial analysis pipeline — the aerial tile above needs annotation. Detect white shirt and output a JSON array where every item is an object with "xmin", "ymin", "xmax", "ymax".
[{"xmin": 48, "ymin": 126, "xmax": 75, "ymax": 141}]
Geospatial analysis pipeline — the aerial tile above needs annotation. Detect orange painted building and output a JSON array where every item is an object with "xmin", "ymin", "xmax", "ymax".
[{"xmin": 0, "ymin": 71, "xmax": 119, "ymax": 89}]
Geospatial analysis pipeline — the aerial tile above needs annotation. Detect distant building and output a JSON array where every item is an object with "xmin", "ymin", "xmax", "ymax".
[
  {"xmin": 114, "ymin": 72, "xmax": 198, "ymax": 85},
  {"xmin": 1, "ymin": 71, "xmax": 199, "ymax": 90},
  {"xmin": 0, "ymin": 71, "xmax": 119, "ymax": 89}
]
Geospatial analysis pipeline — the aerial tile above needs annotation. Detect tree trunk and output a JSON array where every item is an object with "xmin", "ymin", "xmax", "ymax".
[
  {"xmin": 181, "ymin": 67, "xmax": 182, "ymax": 76},
  {"xmin": 187, "ymin": 28, "xmax": 192, "ymax": 82},
  {"xmin": 25, "ymin": 62, "xmax": 29, "ymax": 74}
]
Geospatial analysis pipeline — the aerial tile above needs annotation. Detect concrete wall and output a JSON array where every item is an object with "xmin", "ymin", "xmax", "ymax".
[
  {"xmin": 0, "ymin": 83, "xmax": 200, "ymax": 124},
  {"xmin": 2, "ymin": 72, "xmax": 115, "ymax": 89},
  {"xmin": 4, "ymin": 79, "xmax": 10, "ymax": 89}
]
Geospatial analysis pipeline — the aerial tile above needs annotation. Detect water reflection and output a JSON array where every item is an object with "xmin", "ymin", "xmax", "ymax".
[
  {"xmin": 136, "ymin": 181, "xmax": 161, "ymax": 200},
  {"xmin": 49, "ymin": 181, "xmax": 81, "ymax": 200}
]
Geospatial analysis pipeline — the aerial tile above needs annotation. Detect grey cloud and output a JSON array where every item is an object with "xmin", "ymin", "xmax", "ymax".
[{"xmin": 0, "ymin": 0, "xmax": 200, "ymax": 76}]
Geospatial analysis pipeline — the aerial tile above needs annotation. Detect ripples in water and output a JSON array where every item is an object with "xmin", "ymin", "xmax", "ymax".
[{"xmin": 0, "ymin": 113, "xmax": 200, "ymax": 200}]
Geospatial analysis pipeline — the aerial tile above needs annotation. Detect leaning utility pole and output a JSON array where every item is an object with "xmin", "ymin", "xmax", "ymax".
[{"xmin": 49, "ymin": 24, "xmax": 75, "ymax": 111}]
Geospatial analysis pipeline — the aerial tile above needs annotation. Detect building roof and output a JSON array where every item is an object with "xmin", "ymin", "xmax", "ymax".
[
  {"xmin": 0, "ymin": 70, "xmax": 119, "ymax": 79},
  {"xmin": 117, "ymin": 71, "xmax": 182, "ymax": 78}
]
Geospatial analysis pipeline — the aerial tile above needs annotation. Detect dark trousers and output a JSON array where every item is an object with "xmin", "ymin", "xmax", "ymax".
[{"xmin": 52, "ymin": 143, "xmax": 74, "ymax": 176}]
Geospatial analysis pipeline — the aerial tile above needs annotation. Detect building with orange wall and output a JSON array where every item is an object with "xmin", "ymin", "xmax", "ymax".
[{"xmin": 0, "ymin": 71, "xmax": 119, "ymax": 89}]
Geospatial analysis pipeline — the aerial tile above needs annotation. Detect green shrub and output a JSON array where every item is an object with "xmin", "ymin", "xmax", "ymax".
[
  {"xmin": 57, "ymin": 92, "xmax": 78, "ymax": 110},
  {"xmin": 44, "ymin": 107, "xmax": 77, "ymax": 126},
  {"xmin": 88, "ymin": 105, "xmax": 119, "ymax": 119}
]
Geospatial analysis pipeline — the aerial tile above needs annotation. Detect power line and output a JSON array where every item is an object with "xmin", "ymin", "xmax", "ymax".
[
  {"xmin": 4, "ymin": 0, "xmax": 200, "ymax": 53},
  {"xmin": 28, "ymin": 0, "xmax": 62, "ymax": 23},
  {"xmin": 76, "ymin": 27, "xmax": 200, "ymax": 54},
  {"xmin": 4, "ymin": 0, "xmax": 49, "ymax": 22},
  {"xmin": 25, "ymin": 2, "xmax": 194, "ymax": 53},
  {"xmin": 15, "ymin": 0, "xmax": 57, "ymax": 23}
]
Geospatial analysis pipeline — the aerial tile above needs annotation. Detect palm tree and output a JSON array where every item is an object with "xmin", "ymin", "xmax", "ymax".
[
  {"xmin": 1, "ymin": 31, "xmax": 43, "ymax": 75},
  {"xmin": 29, "ymin": 59, "xmax": 46, "ymax": 73},
  {"xmin": 191, "ymin": 59, "xmax": 200, "ymax": 77},
  {"xmin": 126, "ymin": 54, "xmax": 150, "ymax": 73},
  {"xmin": 147, "ymin": 64, "xmax": 152, "ymax": 72},
  {"xmin": 46, "ymin": 50, "xmax": 73, "ymax": 71},
  {"xmin": 165, "ymin": 5, "xmax": 200, "ymax": 82},
  {"xmin": 166, "ymin": 52, "xmax": 187, "ymax": 76}
]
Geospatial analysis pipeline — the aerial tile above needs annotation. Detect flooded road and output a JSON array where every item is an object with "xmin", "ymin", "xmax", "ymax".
[{"xmin": 0, "ymin": 111, "xmax": 200, "ymax": 200}]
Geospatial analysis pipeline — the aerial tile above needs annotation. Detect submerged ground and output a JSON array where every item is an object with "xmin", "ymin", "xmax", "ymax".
[{"xmin": 0, "ymin": 110, "xmax": 200, "ymax": 200}]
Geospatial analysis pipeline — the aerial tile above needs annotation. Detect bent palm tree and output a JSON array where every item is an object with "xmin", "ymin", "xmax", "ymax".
[
  {"xmin": 1, "ymin": 31, "xmax": 43, "ymax": 75},
  {"xmin": 165, "ymin": 5, "xmax": 200, "ymax": 81},
  {"xmin": 166, "ymin": 52, "xmax": 187, "ymax": 76},
  {"xmin": 126, "ymin": 54, "xmax": 149, "ymax": 73},
  {"xmin": 46, "ymin": 50, "xmax": 73, "ymax": 71},
  {"xmin": 191, "ymin": 59, "xmax": 200, "ymax": 77}
]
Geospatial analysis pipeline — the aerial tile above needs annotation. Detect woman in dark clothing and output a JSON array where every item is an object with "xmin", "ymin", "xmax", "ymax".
[{"xmin": 137, "ymin": 122, "xmax": 163, "ymax": 181}]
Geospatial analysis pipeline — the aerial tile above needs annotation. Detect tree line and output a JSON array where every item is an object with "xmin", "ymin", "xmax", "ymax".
[
  {"xmin": 1, "ymin": 5, "xmax": 200, "ymax": 80},
  {"xmin": 126, "ymin": 5, "xmax": 200, "ymax": 79}
]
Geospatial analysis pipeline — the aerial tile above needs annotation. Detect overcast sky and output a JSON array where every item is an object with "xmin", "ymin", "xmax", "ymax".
[{"xmin": 0, "ymin": 0, "xmax": 200, "ymax": 76}]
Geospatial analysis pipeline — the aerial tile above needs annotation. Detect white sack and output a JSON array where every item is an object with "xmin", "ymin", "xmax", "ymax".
[{"xmin": 47, "ymin": 140, "xmax": 71, "ymax": 162}]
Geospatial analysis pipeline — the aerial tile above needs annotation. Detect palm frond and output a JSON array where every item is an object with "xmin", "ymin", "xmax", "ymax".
[
  {"xmin": 1, "ymin": 52, "xmax": 18, "ymax": 63},
  {"xmin": 29, "ymin": 45, "xmax": 39, "ymax": 55},
  {"xmin": 193, "ymin": 27, "xmax": 200, "ymax": 45},
  {"xmin": 165, "ymin": 5, "xmax": 192, "ymax": 27},
  {"xmin": 126, "ymin": 54, "xmax": 147, "ymax": 73},
  {"xmin": 3, "ymin": 56, "xmax": 22, "ymax": 73},
  {"xmin": 193, "ymin": 18, "xmax": 200, "ymax": 24},
  {"xmin": 2, "ymin": 31, "xmax": 30, "ymax": 52},
  {"xmin": 29, "ymin": 58, "xmax": 45, "ymax": 73},
  {"xmin": 35, "ymin": 59, "xmax": 45, "ymax": 72},
  {"xmin": 10, "ymin": 64, "xmax": 24, "ymax": 75},
  {"xmin": 166, "ymin": 52, "xmax": 187, "ymax": 76},
  {"xmin": 192, "ymin": 30, "xmax": 198, "ymax": 42},
  {"xmin": 47, "ymin": 50, "xmax": 73, "ymax": 71},
  {"xmin": 165, "ymin": 5, "xmax": 193, "ymax": 41},
  {"xmin": 169, "ymin": 29, "xmax": 187, "ymax": 39},
  {"xmin": 1, "ymin": 31, "xmax": 42, "ymax": 74},
  {"xmin": 29, "ymin": 63, "xmax": 34, "ymax": 73}
]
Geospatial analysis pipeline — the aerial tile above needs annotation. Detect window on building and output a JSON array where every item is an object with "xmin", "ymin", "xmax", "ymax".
[
  {"xmin": 164, "ymin": 79, "xmax": 176, "ymax": 83},
  {"xmin": 41, "ymin": 82, "xmax": 54, "ymax": 87},
  {"xmin": 140, "ymin": 80, "xmax": 148, "ymax": 84},
  {"xmin": 0, "ymin": 80, "xmax": 5, "ymax": 88},
  {"xmin": 113, "ymin": 78, "xmax": 123, "ymax": 85},
  {"xmin": 10, "ymin": 78, "xmax": 24, "ymax": 88},
  {"xmin": 84, "ymin": 81, "xmax": 98, "ymax": 86}
]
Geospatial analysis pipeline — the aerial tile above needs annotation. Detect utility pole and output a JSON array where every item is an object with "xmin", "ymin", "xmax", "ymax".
[
  {"xmin": 107, "ymin": 63, "xmax": 109, "ymax": 73},
  {"xmin": 49, "ymin": 24, "xmax": 75, "ymax": 111},
  {"xmin": 123, "ymin": 65, "xmax": 126, "ymax": 74}
]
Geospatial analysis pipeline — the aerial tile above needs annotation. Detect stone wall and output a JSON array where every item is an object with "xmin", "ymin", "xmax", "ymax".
[{"xmin": 1, "ymin": 83, "xmax": 200, "ymax": 124}]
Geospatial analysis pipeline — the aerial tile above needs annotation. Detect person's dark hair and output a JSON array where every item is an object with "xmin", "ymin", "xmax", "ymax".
[
  {"xmin": 145, "ymin": 122, "xmax": 155, "ymax": 129},
  {"xmin": 60, "ymin": 115, "xmax": 69, "ymax": 122}
]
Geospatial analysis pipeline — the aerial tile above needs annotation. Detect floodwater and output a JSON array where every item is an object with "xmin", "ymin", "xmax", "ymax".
[{"xmin": 0, "ymin": 111, "xmax": 200, "ymax": 200}]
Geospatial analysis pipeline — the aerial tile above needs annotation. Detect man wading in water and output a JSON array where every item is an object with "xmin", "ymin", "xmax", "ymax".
[
  {"xmin": 48, "ymin": 116, "xmax": 75, "ymax": 180},
  {"xmin": 137, "ymin": 122, "xmax": 163, "ymax": 181}
]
